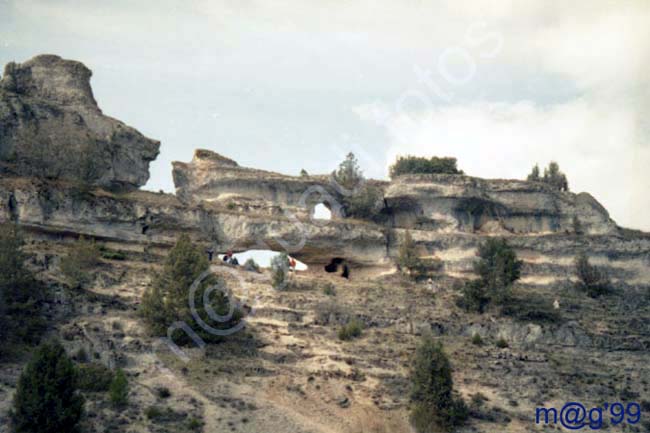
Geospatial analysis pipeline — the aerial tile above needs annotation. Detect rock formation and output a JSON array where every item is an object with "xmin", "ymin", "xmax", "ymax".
[
  {"xmin": 0, "ymin": 55, "xmax": 649, "ymax": 433},
  {"xmin": 0, "ymin": 55, "xmax": 647, "ymax": 282},
  {"xmin": 384, "ymin": 174, "xmax": 616, "ymax": 235},
  {"xmin": 173, "ymin": 149, "xmax": 347, "ymax": 218},
  {"xmin": 0, "ymin": 55, "xmax": 160, "ymax": 190}
]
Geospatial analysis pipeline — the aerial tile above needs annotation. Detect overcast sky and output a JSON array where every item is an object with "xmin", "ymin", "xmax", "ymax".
[{"xmin": 1, "ymin": 0, "xmax": 648, "ymax": 230}]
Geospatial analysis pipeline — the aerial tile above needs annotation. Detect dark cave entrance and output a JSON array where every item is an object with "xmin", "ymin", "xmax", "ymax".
[{"xmin": 324, "ymin": 257, "xmax": 349, "ymax": 278}]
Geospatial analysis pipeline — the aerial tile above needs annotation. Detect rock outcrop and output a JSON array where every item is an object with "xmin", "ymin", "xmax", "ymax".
[
  {"xmin": 384, "ymin": 174, "xmax": 616, "ymax": 235},
  {"xmin": 0, "ymin": 55, "xmax": 160, "ymax": 190},
  {"xmin": 173, "ymin": 150, "xmax": 616, "ymax": 236},
  {"xmin": 173, "ymin": 149, "xmax": 346, "ymax": 218}
]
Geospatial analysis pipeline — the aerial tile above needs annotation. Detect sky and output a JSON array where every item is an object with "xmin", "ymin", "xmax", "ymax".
[{"xmin": 1, "ymin": 0, "xmax": 649, "ymax": 230}]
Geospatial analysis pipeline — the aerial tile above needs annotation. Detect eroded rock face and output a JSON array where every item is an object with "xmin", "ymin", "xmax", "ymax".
[
  {"xmin": 0, "ymin": 55, "xmax": 160, "ymax": 190},
  {"xmin": 173, "ymin": 149, "xmax": 345, "ymax": 218},
  {"xmin": 384, "ymin": 174, "xmax": 616, "ymax": 235}
]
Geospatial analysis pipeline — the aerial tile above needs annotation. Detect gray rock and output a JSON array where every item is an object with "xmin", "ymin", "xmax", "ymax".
[{"xmin": 0, "ymin": 54, "xmax": 159, "ymax": 190}]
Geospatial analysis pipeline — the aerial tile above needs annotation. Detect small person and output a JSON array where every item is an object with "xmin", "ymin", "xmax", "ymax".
[
  {"xmin": 553, "ymin": 298, "xmax": 560, "ymax": 310},
  {"xmin": 289, "ymin": 256, "xmax": 297, "ymax": 273},
  {"xmin": 207, "ymin": 248, "xmax": 214, "ymax": 262}
]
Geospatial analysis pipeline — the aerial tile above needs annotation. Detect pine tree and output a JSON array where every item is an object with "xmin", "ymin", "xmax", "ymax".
[
  {"xmin": 574, "ymin": 252, "xmax": 611, "ymax": 298},
  {"xmin": 398, "ymin": 231, "xmax": 425, "ymax": 279},
  {"xmin": 109, "ymin": 369, "xmax": 129, "ymax": 407},
  {"xmin": 526, "ymin": 163, "xmax": 541, "ymax": 181},
  {"xmin": 332, "ymin": 152, "xmax": 363, "ymax": 190},
  {"xmin": 60, "ymin": 236, "xmax": 101, "ymax": 289},
  {"xmin": 0, "ymin": 223, "xmax": 45, "ymax": 352},
  {"xmin": 140, "ymin": 235, "xmax": 241, "ymax": 344},
  {"xmin": 542, "ymin": 161, "xmax": 569, "ymax": 191},
  {"xmin": 410, "ymin": 336, "xmax": 467, "ymax": 432},
  {"xmin": 12, "ymin": 340, "xmax": 84, "ymax": 433},
  {"xmin": 460, "ymin": 238, "xmax": 522, "ymax": 313}
]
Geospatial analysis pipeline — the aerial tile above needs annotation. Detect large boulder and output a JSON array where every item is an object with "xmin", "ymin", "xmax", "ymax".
[{"xmin": 0, "ymin": 54, "xmax": 159, "ymax": 190}]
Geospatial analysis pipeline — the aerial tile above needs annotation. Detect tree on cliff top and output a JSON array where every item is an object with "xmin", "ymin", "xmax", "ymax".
[
  {"xmin": 332, "ymin": 152, "xmax": 363, "ymax": 190},
  {"xmin": 527, "ymin": 161, "xmax": 569, "ymax": 191},
  {"xmin": 389, "ymin": 155, "xmax": 462, "ymax": 178}
]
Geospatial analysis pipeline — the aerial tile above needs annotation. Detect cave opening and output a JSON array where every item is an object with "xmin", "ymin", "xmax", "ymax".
[{"xmin": 324, "ymin": 257, "xmax": 349, "ymax": 278}]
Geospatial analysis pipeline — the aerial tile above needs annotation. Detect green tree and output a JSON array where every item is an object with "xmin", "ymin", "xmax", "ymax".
[
  {"xmin": 0, "ymin": 223, "xmax": 45, "ymax": 352},
  {"xmin": 270, "ymin": 252, "xmax": 290, "ymax": 290},
  {"xmin": 60, "ymin": 236, "xmax": 101, "ymax": 289},
  {"xmin": 410, "ymin": 336, "xmax": 467, "ymax": 432},
  {"xmin": 332, "ymin": 152, "xmax": 363, "ymax": 190},
  {"xmin": 140, "ymin": 235, "xmax": 241, "ymax": 344},
  {"xmin": 12, "ymin": 340, "xmax": 84, "ymax": 433},
  {"xmin": 574, "ymin": 252, "xmax": 611, "ymax": 298},
  {"xmin": 526, "ymin": 163, "xmax": 541, "ymax": 181},
  {"xmin": 109, "ymin": 369, "xmax": 129, "ymax": 408},
  {"xmin": 389, "ymin": 155, "xmax": 462, "ymax": 178},
  {"xmin": 460, "ymin": 238, "xmax": 522, "ymax": 313},
  {"xmin": 398, "ymin": 231, "xmax": 425, "ymax": 279},
  {"xmin": 343, "ymin": 185, "xmax": 383, "ymax": 220},
  {"xmin": 542, "ymin": 161, "xmax": 569, "ymax": 191}
]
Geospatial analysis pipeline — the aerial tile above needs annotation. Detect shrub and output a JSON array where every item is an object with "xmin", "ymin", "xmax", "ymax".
[
  {"xmin": 496, "ymin": 338, "xmax": 509, "ymax": 348},
  {"xmin": 145, "ymin": 405, "xmax": 164, "ymax": 420},
  {"xmin": 12, "ymin": 340, "xmax": 84, "ymax": 433},
  {"xmin": 322, "ymin": 283, "xmax": 337, "ymax": 296},
  {"xmin": 270, "ymin": 253, "xmax": 290, "ymax": 290},
  {"xmin": 300, "ymin": 169, "xmax": 309, "ymax": 177},
  {"xmin": 0, "ymin": 223, "xmax": 46, "ymax": 353},
  {"xmin": 574, "ymin": 252, "xmax": 611, "ymax": 298},
  {"xmin": 188, "ymin": 417, "xmax": 203, "ymax": 430},
  {"xmin": 398, "ymin": 231, "xmax": 426, "ymax": 280},
  {"xmin": 471, "ymin": 333, "xmax": 483, "ymax": 346},
  {"xmin": 109, "ymin": 369, "xmax": 129, "ymax": 407},
  {"xmin": 243, "ymin": 258, "xmax": 260, "ymax": 273},
  {"xmin": 470, "ymin": 392, "xmax": 488, "ymax": 408},
  {"xmin": 77, "ymin": 362, "xmax": 114, "ymax": 392},
  {"xmin": 390, "ymin": 155, "xmax": 462, "ymax": 178},
  {"xmin": 459, "ymin": 238, "xmax": 522, "ymax": 313},
  {"xmin": 156, "ymin": 386, "xmax": 171, "ymax": 399},
  {"xmin": 140, "ymin": 235, "xmax": 242, "ymax": 344},
  {"xmin": 338, "ymin": 319, "xmax": 364, "ymax": 341},
  {"xmin": 410, "ymin": 336, "xmax": 468, "ymax": 432},
  {"xmin": 60, "ymin": 236, "xmax": 101, "ymax": 288},
  {"xmin": 342, "ymin": 185, "xmax": 383, "ymax": 220},
  {"xmin": 99, "ymin": 246, "xmax": 127, "ymax": 261}
]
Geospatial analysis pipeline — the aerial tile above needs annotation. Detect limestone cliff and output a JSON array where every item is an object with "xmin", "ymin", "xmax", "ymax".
[{"xmin": 0, "ymin": 55, "xmax": 160, "ymax": 190}]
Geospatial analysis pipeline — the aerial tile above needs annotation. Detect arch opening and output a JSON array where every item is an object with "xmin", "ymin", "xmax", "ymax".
[
  {"xmin": 218, "ymin": 249, "xmax": 308, "ymax": 271},
  {"xmin": 313, "ymin": 203, "xmax": 332, "ymax": 220}
]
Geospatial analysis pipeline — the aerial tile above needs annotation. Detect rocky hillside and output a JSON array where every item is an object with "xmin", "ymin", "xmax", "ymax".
[{"xmin": 0, "ymin": 55, "xmax": 649, "ymax": 433}]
